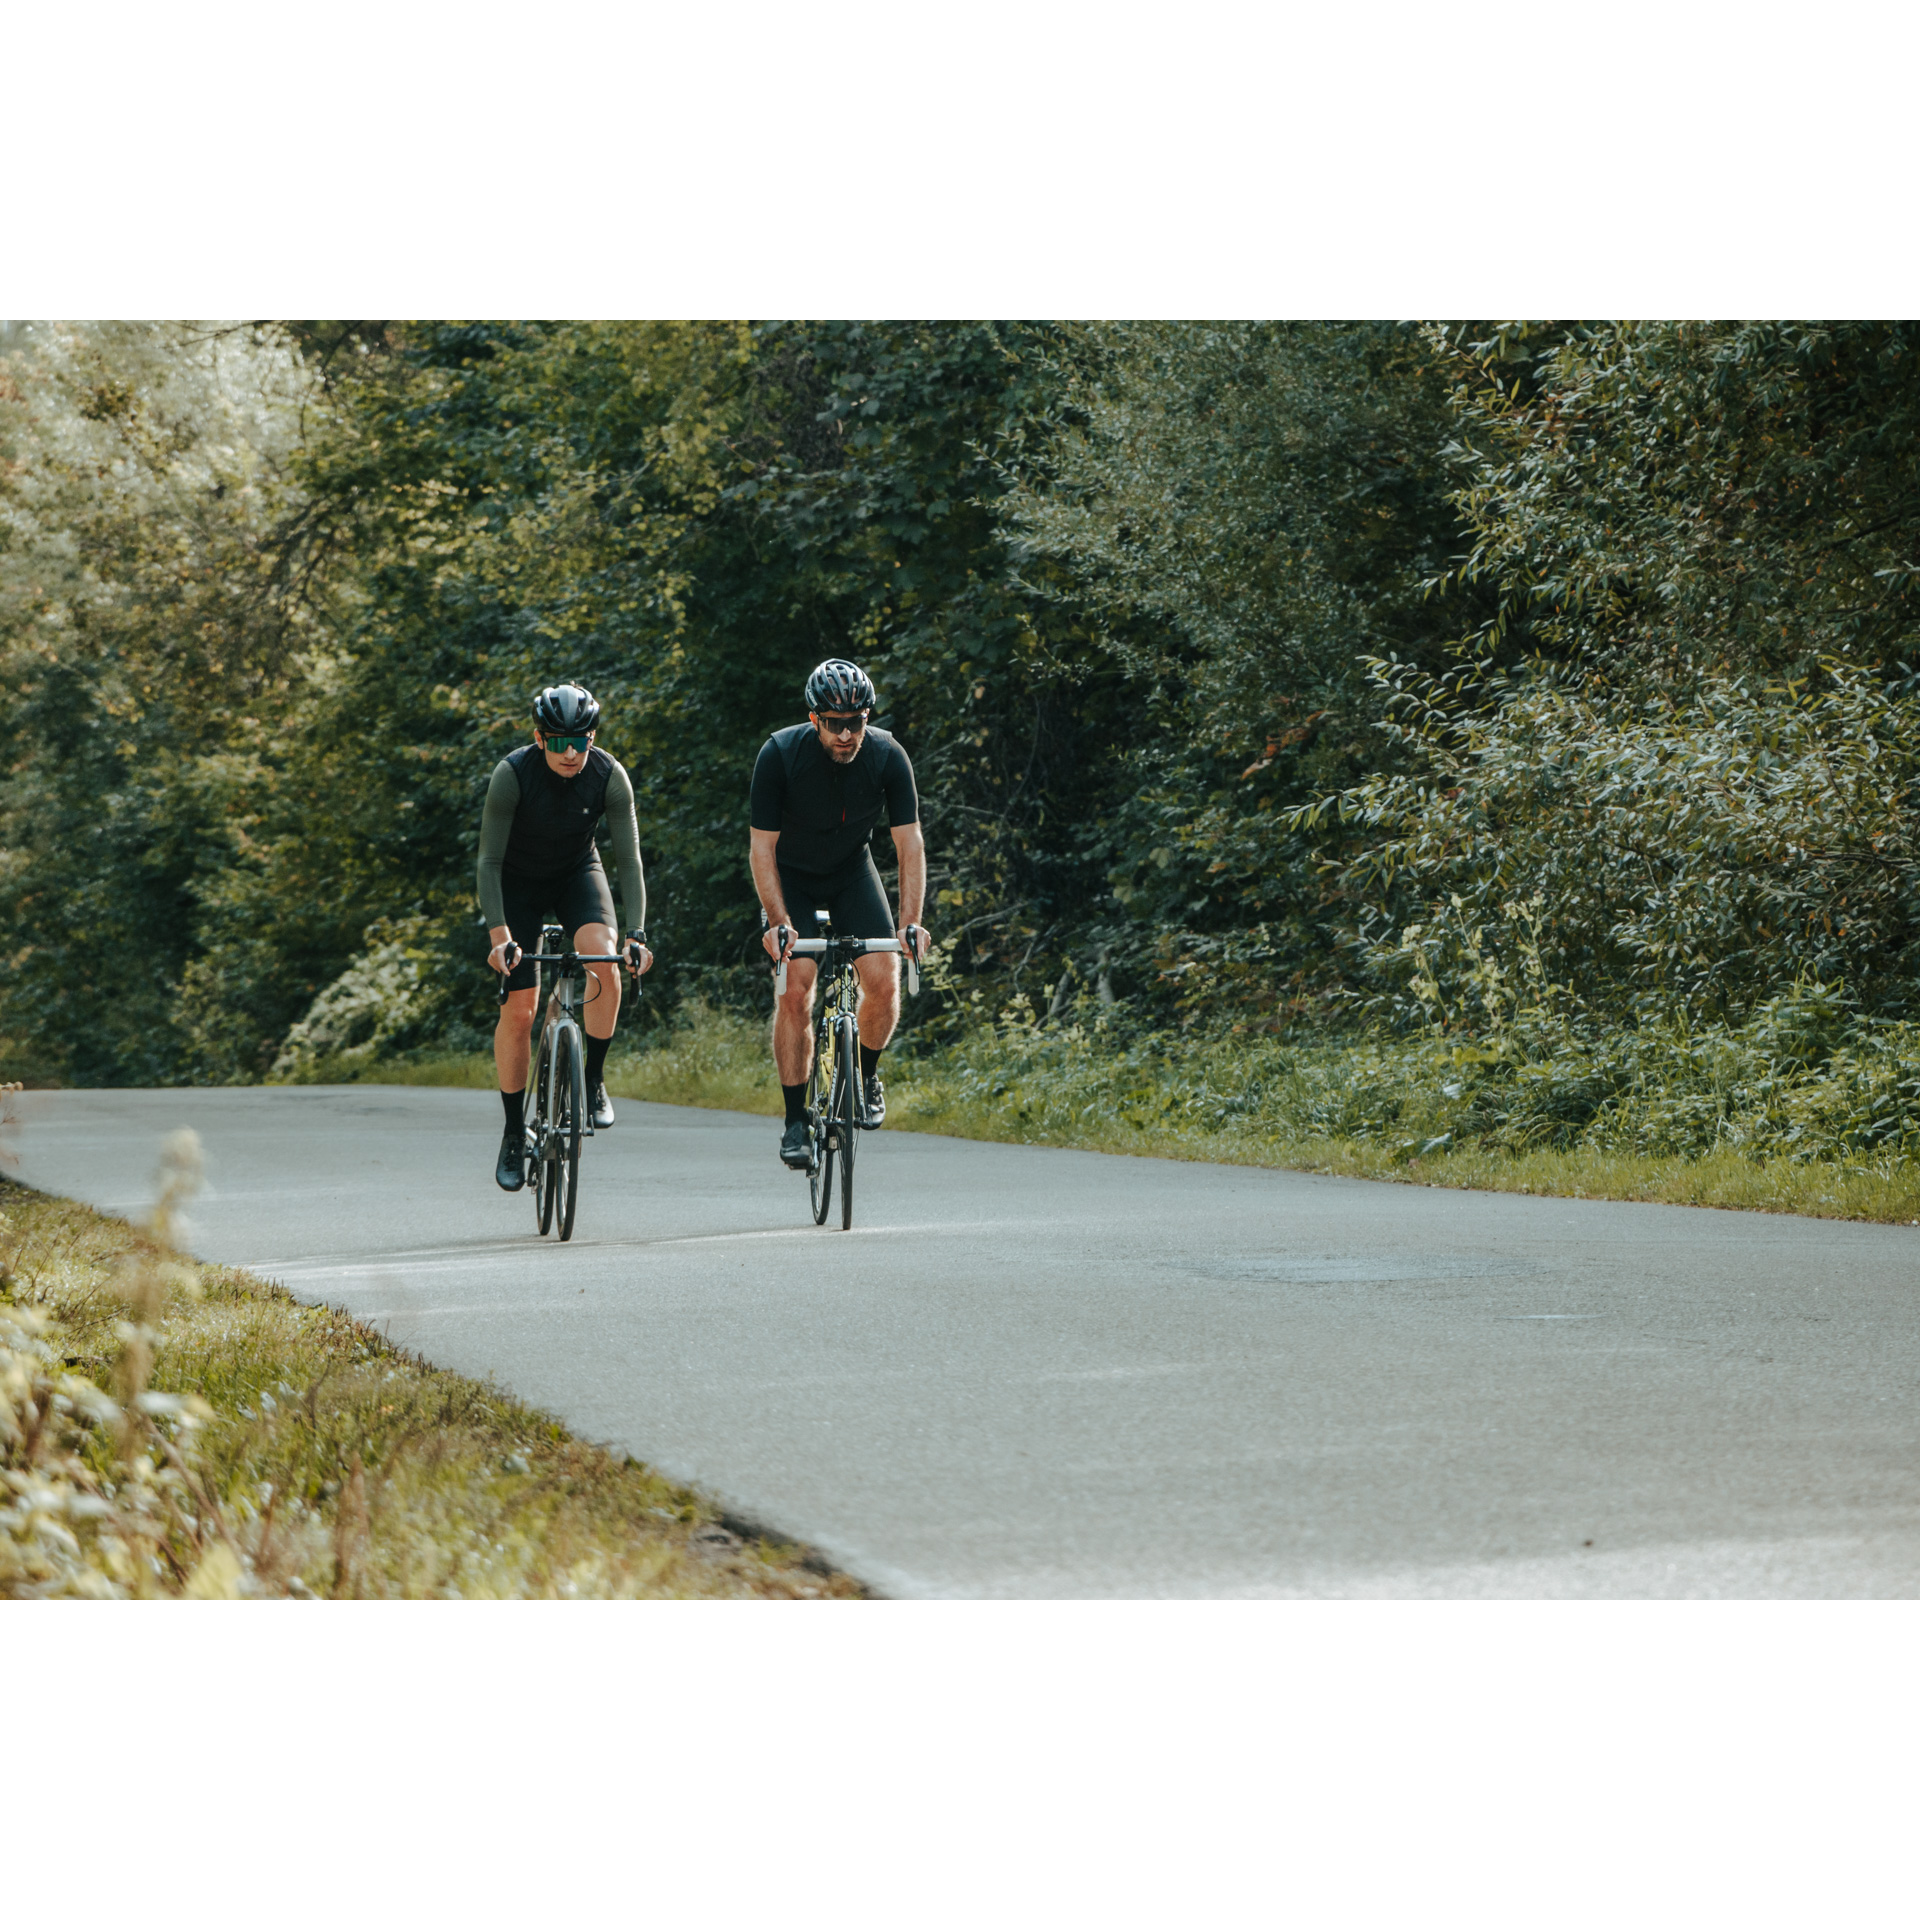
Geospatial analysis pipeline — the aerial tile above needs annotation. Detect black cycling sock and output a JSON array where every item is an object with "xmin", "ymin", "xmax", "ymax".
[
  {"xmin": 860, "ymin": 1043, "xmax": 885, "ymax": 1080},
  {"xmin": 782, "ymin": 1082, "xmax": 807, "ymax": 1125},
  {"xmin": 501, "ymin": 1087, "xmax": 525, "ymax": 1133},
  {"xmin": 585, "ymin": 1032, "xmax": 611, "ymax": 1088}
]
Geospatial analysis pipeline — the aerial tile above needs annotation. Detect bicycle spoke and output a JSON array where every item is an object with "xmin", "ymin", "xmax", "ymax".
[
  {"xmin": 809, "ymin": 1014, "xmax": 834, "ymax": 1226},
  {"xmin": 534, "ymin": 1035, "xmax": 556, "ymax": 1236},
  {"xmin": 838, "ymin": 1014, "xmax": 857, "ymax": 1230}
]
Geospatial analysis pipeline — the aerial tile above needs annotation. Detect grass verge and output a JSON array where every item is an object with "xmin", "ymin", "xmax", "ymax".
[
  {"xmin": 896, "ymin": 1102, "xmax": 1920, "ymax": 1223},
  {"xmin": 290, "ymin": 1000, "xmax": 1920, "ymax": 1227},
  {"xmin": 1, "ymin": 1144, "xmax": 860, "ymax": 1599},
  {"xmin": 302, "ymin": 1003, "xmax": 781, "ymax": 1118}
]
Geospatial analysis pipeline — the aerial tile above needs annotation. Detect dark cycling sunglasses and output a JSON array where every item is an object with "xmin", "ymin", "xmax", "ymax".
[
  {"xmin": 542, "ymin": 733, "xmax": 593, "ymax": 753},
  {"xmin": 817, "ymin": 712, "xmax": 867, "ymax": 736}
]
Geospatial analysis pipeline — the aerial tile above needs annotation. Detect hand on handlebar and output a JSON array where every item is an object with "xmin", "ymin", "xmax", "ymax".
[
  {"xmin": 489, "ymin": 939, "xmax": 522, "ymax": 977},
  {"xmin": 622, "ymin": 930, "xmax": 654, "ymax": 976},
  {"xmin": 899, "ymin": 922, "xmax": 930, "ymax": 963},
  {"xmin": 761, "ymin": 921, "xmax": 796, "ymax": 965}
]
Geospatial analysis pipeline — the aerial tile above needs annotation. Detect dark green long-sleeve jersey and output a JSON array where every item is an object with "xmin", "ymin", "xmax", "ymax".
[{"xmin": 475, "ymin": 751, "xmax": 647, "ymax": 932}]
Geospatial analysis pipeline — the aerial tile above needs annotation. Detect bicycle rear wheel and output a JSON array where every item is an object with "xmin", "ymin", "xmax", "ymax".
[
  {"xmin": 554, "ymin": 1021, "xmax": 584, "ymax": 1242},
  {"xmin": 532, "ymin": 1033, "xmax": 556, "ymax": 1237},
  {"xmin": 835, "ymin": 1013, "xmax": 857, "ymax": 1231},
  {"xmin": 808, "ymin": 1016, "xmax": 834, "ymax": 1226}
]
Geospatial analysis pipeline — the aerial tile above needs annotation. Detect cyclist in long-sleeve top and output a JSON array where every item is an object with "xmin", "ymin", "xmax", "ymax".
[{"xmin": 479, "ymin": 681, "xmax": 652, "ymax": 1191}]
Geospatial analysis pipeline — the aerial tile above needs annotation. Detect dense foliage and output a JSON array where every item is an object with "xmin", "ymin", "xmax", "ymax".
[
  {"xmin": 1002, "ymin": 321, "xmax": 1485, "ymax": 1014},
  {"xmin": 1317, "ymin": 323, "xmax": 1920, "ymax": 1026},
  {"xmin": 7, "ymin": 317, "xmax": 1920, "ymax": 1166}
]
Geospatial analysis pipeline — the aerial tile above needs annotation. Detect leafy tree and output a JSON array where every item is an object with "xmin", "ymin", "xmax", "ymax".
[
  {"xmin": 251, "ymin": 320, "xmax": 1122, "ymax": 1051},
  {"xmin": 0, "ymin": 323, "xmax": 341, "ymax": 1083},
  {"xmin": 1435, "ymin": 321, "xmax": 1920, "ymax": 679},
  {"xmin": 1001, "ymin": 321, "xmax": 1483, "ymax": 1017}
]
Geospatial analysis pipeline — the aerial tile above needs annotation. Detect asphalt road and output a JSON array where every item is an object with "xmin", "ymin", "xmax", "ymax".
[{"xmin": 10, "ymin": 1084, "xmax": 1920, "ymax": 1596}]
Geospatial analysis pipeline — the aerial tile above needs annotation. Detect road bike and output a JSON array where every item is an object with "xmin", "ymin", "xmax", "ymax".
[
  {"xmin": 498, "ymin": 926, "xmax": 639, "ymax": 1242},
  {"xmin": 768, "ymin": 908, "xmax": 919, "ymax": 1230}
]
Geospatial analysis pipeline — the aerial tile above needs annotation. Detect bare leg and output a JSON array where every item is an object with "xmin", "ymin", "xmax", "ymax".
[
  {"xmin": 495, "ymin": 988, "xmax": 537, "ymax": 1094},
  {"xmin": 854, "ymin": 950, "xmax": 900, "ymax": 1053},
  {"xmin": 773, "ymin": 959, "xmax": 818, "ymax": 1084},
  {"xmin": 576, "ymin": 925, "xmax": 620, "ymax": 1041}
]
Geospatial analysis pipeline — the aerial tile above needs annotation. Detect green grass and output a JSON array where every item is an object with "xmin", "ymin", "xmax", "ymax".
[
  {"xmin": 1, "ymin": 1151, "xmax": 860, "ymax": 1599},
  {"xmin": 897, "ymin": 1103, "xmax": 1920, "ymax": 1223},
  {"xmin": 291, "ymin": 999, "xmax": 1920, "ymax": 1228}
]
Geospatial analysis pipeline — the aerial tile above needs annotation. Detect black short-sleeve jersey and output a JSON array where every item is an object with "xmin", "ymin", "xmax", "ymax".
[{"xmin": 749, "ymin": 723, "xmax": 918, "ymax": 874}]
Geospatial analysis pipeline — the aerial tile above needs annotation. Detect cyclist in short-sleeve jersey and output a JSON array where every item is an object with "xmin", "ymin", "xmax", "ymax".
[{"xmin": 750, "ymin": 658, "xmax": 931, "ymax": 1168}]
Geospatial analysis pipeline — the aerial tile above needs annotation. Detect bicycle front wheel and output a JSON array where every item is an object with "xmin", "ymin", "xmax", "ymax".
[
  {"xmin": 554, "ymin": 1021, "xmax": 585, "ymax": 1242},
  {"xmin": 835, "ymin": 1013, "xmax": 857, "ymax": 1231},
  {"xmin": 532, "ymin": 1033, "xmax": 556, "ymax": 1237}
]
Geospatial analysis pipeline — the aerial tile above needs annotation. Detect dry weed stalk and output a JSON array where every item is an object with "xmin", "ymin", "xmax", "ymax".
[{"xmin": 333, "ymin": 1456, "xmax": 369, "ymax": 1596}]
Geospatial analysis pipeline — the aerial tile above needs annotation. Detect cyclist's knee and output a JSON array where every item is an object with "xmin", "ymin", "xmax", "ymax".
[{"xmin": 777, "ymin": 960, "xmax": 816, "ymax": 1018}]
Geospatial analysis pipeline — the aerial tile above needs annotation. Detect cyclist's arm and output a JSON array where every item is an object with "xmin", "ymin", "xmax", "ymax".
[
  {"xmin": 880, "ymin": 736, "xmax": 919, "ymax": 829},
  {"xmin": 749, "ymin": 738, "xmax": 797, "ymax": 956},
  {"xmin": 891, "ymin": 822, "xmax": 927, "ymax": 929},
  {"xmin": 602, "ymin": 760, "xmax": 648, "ymax": 934},
  {"xmin": 748, "ymin": 736, "xmax": 787, "ymax": 833},
  {"xmin": 750, "ymin": 829, "xmax": 792, "ymax": 932},
  {"xmin": 477, "ymin": 760, "xmax": 519, "ymax": 931},
  {"xmin": 882, "ymin": 739, "xmax": 926, "ymax": 944}
]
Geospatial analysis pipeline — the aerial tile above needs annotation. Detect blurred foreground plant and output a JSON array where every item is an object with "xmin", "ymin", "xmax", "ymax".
[{"xmin": 2, "ymin": 1125, "xmax": 228, "ymax": 1596}]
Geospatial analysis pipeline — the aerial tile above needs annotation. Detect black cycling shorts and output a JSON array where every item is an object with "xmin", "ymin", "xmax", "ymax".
[
  {"xmin": 779, "ymin": 850, "xmax": 895, "ymax": 943},
  {"xmin": 496, "ymin": 859, "xmax": 617, "ymax": 992}
]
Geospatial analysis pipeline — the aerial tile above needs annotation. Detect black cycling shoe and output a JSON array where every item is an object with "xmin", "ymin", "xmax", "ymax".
[
  {"xmin": 859, "ymin": 1073, "xmax": 886, "ymax": 1129},
  {"xmin": 589, "ymin": 1082, "xmax": 614, "ymax": 1130},
  {"xmin": 495, "ymin": 1126, "xmax": 527, "ymax": 1192},
  {"xmin": 779, "ymin": 1117, "xmax": 814, "ymax": 1169}
]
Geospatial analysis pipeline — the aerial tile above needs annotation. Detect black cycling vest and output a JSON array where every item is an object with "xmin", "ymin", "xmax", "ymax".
[
  {"xmin": 501, "ymin": 742, "xmax": 614, "ymax": 877},
  {"xmin": 765, "ymin": 722, "xmax": 908, "ymax": 873}
]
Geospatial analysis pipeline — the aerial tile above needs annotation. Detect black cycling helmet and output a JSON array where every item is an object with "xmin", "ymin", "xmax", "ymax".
[
  {"xmin": 804, "ymin": 658, "xmax": 876, "ymax": 713},
  {"xmin": 532, "ymin": 682, "xmax": 601, "ymax": 735}
]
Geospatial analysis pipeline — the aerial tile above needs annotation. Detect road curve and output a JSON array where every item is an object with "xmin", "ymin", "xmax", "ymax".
[{"xmin": 11, "ymin": 1084, "xmax": 1920, "ymax": 1597}]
